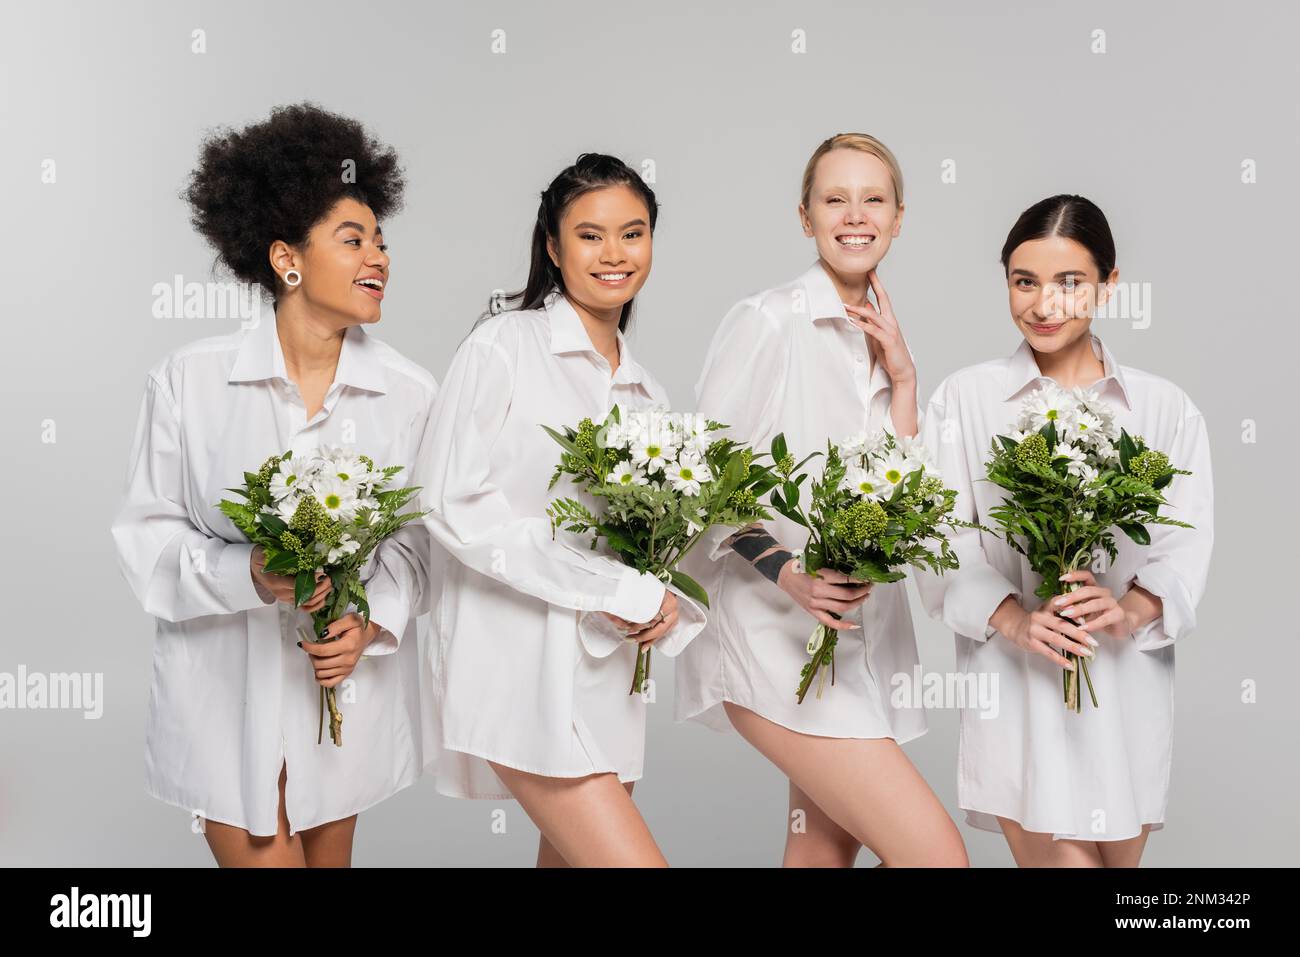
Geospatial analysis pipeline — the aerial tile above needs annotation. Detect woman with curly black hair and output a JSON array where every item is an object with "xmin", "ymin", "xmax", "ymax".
[{"xmin": 111, "ymin": 103, "xmax": 441, "ymax": 866}]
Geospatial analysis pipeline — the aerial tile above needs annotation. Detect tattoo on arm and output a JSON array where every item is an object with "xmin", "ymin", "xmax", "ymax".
[{"xmin": 727, "ymin": 526, "xmax": 793, "ymax": 586}]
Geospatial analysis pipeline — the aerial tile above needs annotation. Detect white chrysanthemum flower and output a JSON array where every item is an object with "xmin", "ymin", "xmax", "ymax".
[
  {"xmin": 686, "ymin": 506, "xmax": 709, "ymax": 536},
  {"xmin": 896, "ymin": 435, "xmax": 937, "ymax": 473},
  {"xmin": 877, "ymin": 450, "xmax": 919, "ymax": 488},
  {"xmin": 1054, "ymin": 442, "xmax": 1089, "ymax": 475},
  {"xmin": 327, "ymin": 533, "xmax": 361, "ymax": 564},
  {"xmin": 610, "ymin": 461, "xmax": 649, "ymax": 487},
  {"xmin": 270, "ymin": 454, "xmax": 317, "ymax": 500},
  {"xmin": 630, "ymin": 433, "xmax": 673, "ymax": 473},
  {"xmin": 838, "ymin": 431, "xmax": 869, "ymax": 461},
  {"xmin": 666, "ymin": 455, "xmax": 712, "ymax": 496},
  {"xmin": 313, "ymin": 476, "xmax": 359, "ymax": 522},
  {"xmin": 326, "ymin": 452, "xmax": 368, "ymax": 486},
  {"xmin": 274, "ymin": 491, "xmax": 302, "ymax": 522},
  {"xmin": 678, "ymin": 413, "xmax": 712, "ymax": 457},
  {"xmin": 841, "ymin": 465, "xmax": 887, "ymax": 500},
  {"xmin": 1063, "ymin": 410, "xmax": 1104, "ymax": 444},
  {"xmin": 1022, "ymin": 384, "xmax": 1076, "ymax": 433},
  {"xmin": 1075, "ymin": 462, "xmax": 1101, "ymax": 495}
]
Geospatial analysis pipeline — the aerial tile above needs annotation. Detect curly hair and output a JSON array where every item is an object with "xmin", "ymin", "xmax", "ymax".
[{"xmin": 182, "ymin": 102, "xmax": 405, "ymax": 300}]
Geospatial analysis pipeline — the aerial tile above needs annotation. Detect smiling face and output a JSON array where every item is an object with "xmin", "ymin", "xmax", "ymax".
[
  {"xmin": 269, "ymin": 196, "xmax": 390, "ymax": 327},
  {"xmin": 1006, "ymin": 235, "xmax": 1118, "ymax": 355},
  {"xmin": 547, "ymin": 184, "xmax": 652, "ymax": 321},
  {"xmin": 800, "ymin": 148, "xmax": 903, "ymax": 277}
]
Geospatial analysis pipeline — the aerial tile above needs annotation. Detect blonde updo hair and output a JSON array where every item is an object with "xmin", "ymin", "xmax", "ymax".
[{"xmin": 800, "ymin": 133, "xmax": 904, "ymax": 209}]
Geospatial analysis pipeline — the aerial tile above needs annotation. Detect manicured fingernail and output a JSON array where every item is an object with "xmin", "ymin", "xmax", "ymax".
[
  {"xmin": 1084, "ymin": 635, "xmax": 1098, "ymax": 647},
  {"xmin": 1059, "ymin": 575, "xmax": 1069, "ymax": 581},
  {"xmin": 1079, "ymin": 647, "xmax": 1093, "ymax": 657}
]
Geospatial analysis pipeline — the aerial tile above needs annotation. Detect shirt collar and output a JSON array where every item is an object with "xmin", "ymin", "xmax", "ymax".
[
  {"xmin": 227, "ymin": 313, "xmax": 387, "ymax": 394},
  {"xmin": 1002, "ymin": 333, "xmax": 1132, "ymax": 410},
  {"xmin": 798, "ymin": 259, "xmax": 851, "ymax": 323},
  {"xmin": 544, "ymin": 290, "xmax": 645, "ymax": 385}
]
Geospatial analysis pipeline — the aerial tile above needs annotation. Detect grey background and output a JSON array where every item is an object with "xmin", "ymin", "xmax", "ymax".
[{"xmin": 2, "ymin": 0, "xmax": 1296, "ymax": 866}]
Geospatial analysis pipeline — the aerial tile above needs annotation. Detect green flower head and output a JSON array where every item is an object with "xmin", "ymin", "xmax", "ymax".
[
  {"xmin": 576, "ymin": 418, "xmax": 599, "ymax": 459},
  {"xmin": 778, "ymin": 453, "xmax": 795, "ymax": 477},
  {"xmin": 1015, "ymin": 432, "xmax": 1051, "ymax": 469},
  {"xmin": 835, "ymin": 499, "xmax": 888, "ymax": 544},
  {"xmin": 1129, "ymin": 449, "xmax": 1170, "ymax": 486},
  {"xmin": 727, "ymin": 488, "xmax": 757, "ymax": 512}
]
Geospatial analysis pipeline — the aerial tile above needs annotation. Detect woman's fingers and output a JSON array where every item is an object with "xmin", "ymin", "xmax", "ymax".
[
  {"xmin": 1035, "ymin": 619, "xmax": 1094, "ymax": 657},
  {"xmin": 814, "ymin": 610, "xmax": 859, "ymax": 630},
  {"xmin": 1059, "ymin": 569, "xmax": 1097, "ymax": 587},
  {"xmin": 866, "ymin": 269, "xmax": 896, "ymax": 319},
  {"xmin": 1029, "ymin": 637, "xmax": 1075, "ymax": 670}
]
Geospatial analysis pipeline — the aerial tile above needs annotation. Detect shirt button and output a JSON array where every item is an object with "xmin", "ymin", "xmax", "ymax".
[{"xmin": 855, "ymin": 353, "xmax": 865, "ymax": 364}]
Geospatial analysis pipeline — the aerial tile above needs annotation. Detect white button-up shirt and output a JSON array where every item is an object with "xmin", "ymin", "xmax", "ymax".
[
  {"xmin": 915, "ymin": 334, "xmax": 1214, "ymax": 840},
  {"xmin": 413, "ymin": 291, "xmax": 705, "ymax": 799},
  {"xmin": 675, "ymin": 260, "xmax": 927, "ymax": 742},
  {"xmin": 110, "ymin": 313, "xmax": 440, "ymax": 837}
]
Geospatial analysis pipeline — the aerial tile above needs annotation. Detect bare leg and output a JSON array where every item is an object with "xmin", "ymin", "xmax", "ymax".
[
  {"xmin": 996, "ymin": 816, "xmax": 1105, "ymax": 867},
  {"xmin": 536, "ymin": 781, "xmax": 638, "ymax": 867},
  {"xmin": 723, "ymin": 701, "xmax": 967, "ymax": 867},
  {"xmin": 300, "ymin": 813, "xmax": 359, "ymax": 867},
  {"xmin": 489, "ymin": 762, "xmax": 664, "ymax": 867},
  {"xmin": 1097, "ymin": 826, "xmax": 1153, "ymax": 868},
  {"xmin": 784, "ymin": 780, "xmax": 861, "ymax": 868},
  {"xmin": 202, "ymin": 763, "xmax": 306, "ymax": 867}
]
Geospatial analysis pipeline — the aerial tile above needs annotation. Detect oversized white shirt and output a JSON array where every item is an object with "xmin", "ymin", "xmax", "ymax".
[
  {"xmin": 675, "ymin": 260, "xmax": 927, "ymax": 741},
  {"xmin": 110, "ymin": 313, "xmax": 441, "ymax": 837},
  {"xmin": 413, "ymin": 290, "xmax": 706, "ymax": 799},
  {"xmin": 915, "ymin": 334, "xmax": 1214, "ymax": 841}
]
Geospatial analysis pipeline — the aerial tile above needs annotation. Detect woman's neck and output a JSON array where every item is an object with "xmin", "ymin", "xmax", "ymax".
[
  {"xmin": 1032, "ymin": 331, "xmax": 1106, "ymax": 389},
  {"xmin": 818, "ymin": 259, "xmax": 870, "ymax": 308},
  {"xmin": 274, "ymin": 301, "xmax": 344, "ymax": 382},
  {"xmin": 565, "ymin": 293, "xmax": 622, "ymax": 369}
]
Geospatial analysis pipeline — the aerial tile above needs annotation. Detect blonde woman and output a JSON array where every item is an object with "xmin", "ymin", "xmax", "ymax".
[{"xmin": 676, "ymin": 134, "xmax": 967, "ymax": 867}]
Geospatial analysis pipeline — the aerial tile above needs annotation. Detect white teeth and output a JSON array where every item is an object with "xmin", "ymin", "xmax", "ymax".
[
  {"xmin": 355, "ymin": 278, "xmax": 384, "ymax": 289},
  {"xmin": 837, "ymin": 236, "xmax": 874, "ymax": 246},
  {"xmin": 596, "ymin": 273, "xmax": 629, "ymax": 281}
]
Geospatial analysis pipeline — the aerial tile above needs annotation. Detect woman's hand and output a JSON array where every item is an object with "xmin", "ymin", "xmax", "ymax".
[
  {"xmin": 777, "ymin": 560, "xmax": 873, "ymax": 631},
  {"xmin": 602, "ymin": 590, "xmax": 680, "ymax": 648},
  {"xmin": 298, "ymin": 612, "xmax": 381, "ymax": 688},
  {"xmin": 842, "ymin": 269, "xmax": 916, "ymax": 388},
  {"xmin": 1053, "ymin": 569, "xmax": 1132, "ymax": 640},
  {"xmin": 1000, "ymin": 602, "xmax": 1099, "ymax": 669},
  {"xmin": 250, "ymin": 544, "xmax": 332, "ymax": 612}
]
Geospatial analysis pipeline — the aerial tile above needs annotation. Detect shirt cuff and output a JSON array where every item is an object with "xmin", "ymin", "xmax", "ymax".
[
  {"xmin": 219, "ymin": 542, "xmax": 274, "ymax": 613},
  {"xmin": 948, "ymin": 564, "xmax": 1021, "ymax": 642},
  {"xmin": 605, "ymin": 566, "xmax": 666, "ymax": 624},
  {"xmin": 1130, "ymin": 563, "xmax": 1195, "ymax": 652},
  {"xmin": 364, "ymin": 590, "xmax": 411, "ymax": 657},
  {"xmin": 578, "ymin": 584, "xmax": 707, "ymax": 659}
]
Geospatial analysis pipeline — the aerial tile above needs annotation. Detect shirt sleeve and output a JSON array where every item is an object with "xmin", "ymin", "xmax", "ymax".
[
  {"xmin": 694, "ymin": 296, "xmax": 790, "ymax": 562},
  {"xmin": 110, "ymin": 374, "xmax": 272, "ymax": 623},
  {"xmin": 913, "ymin": 382, "xmax": 1022, "ymax": 641},
  {"xmin": 363, "ymin": 392, "xmax": 444, "ymax": 656},
  {"xmin": 419, "ymin": 327, "xmax": 665, "ymax": 625},
  {"xmin": 1128, "ymin": 405, "xmax": 1214, "ymax": 652}
]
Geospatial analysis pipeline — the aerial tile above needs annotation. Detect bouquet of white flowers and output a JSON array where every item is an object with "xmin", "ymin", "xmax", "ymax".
[
  {"xmin": 984, "ymin": 383, "xmax": 1193, "ymax": 711},
  {"xmin": 218, "ymin": 446, "xmax": 428, "ymax": 745},
  {"xmin": 544, "ymin": 406, "xmax": 777, "ymax": 694},
  {"xmin": 768, "ymin": 429, "xmax": 971, "ymax": 703}
]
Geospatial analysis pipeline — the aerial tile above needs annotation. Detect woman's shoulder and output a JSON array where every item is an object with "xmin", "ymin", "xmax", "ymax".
[
  {"xmin": 925, "ymin": 356, "xmax": 1012, "ymax": 410},
  {"xmin": 141, "ymin": 326, "xmax": 249, "ymax": 404},
  {"xmin": 1117, "ymin": 362, "xmax": 1203, "ymax": 420}
]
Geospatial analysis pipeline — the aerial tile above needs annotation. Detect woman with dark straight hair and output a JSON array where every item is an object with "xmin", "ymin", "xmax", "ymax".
[
  {"xmin": 414, "ymin": 153, "xmax": 705, "ymax": 866},
  {"xmin": 917, "ymin": 194, "xmax": 1214, "ymax": 867}
]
